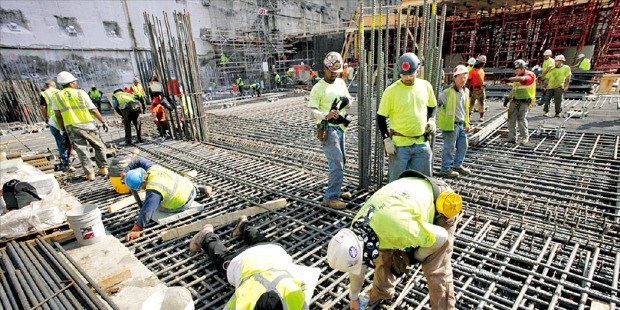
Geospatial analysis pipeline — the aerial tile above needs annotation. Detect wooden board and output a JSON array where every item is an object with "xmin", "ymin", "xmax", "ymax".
[{"xmin": 107, "ymin": 191, "xmax": 146, "ymax": 213}]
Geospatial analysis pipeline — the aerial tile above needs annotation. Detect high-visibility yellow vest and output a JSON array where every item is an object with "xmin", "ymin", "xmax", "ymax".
[
  {"xmin": 226, "ymin": 266, "xmax": 307, "ymax": 310},
  {"xmin": 52, "ymin": 88, "xmax": 94, "ymax": 127},
  {"xmin": 131, "ymin": 84, "xmax": 145, "ymax": 98},
  {"xmin": 236, "ymin": 77, "xmax": 244, "ymax": 87},
  {"xmin": 89, "ymin": 89, "xmax": 102, "ymax": 100},
  {"xmin": 512, "ymin": 71, "xmax": 537, "ymax": 101},
  {"xmin": 41, "ymin": 88, "xmax": 60, "ymax": 127},
  {"xmin": 145, "ymin": 165, "xmax": 193, "ymax": 210},
  {"xmin": 113, "ymin": 92, "xmax": 136, "ymax": 110},
  {"xmin": 577, "ymin": 58, "xmax": 591, "ymax": 71},
  {"xmin": 437, "ymin": 86, "xmax": 470, "ymax": 131}
]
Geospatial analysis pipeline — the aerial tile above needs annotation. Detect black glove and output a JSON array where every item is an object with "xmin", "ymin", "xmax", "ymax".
[
  {"xmin": 390, "ymin": 250, "xmax": 411, "ymax": 277},
  {"xmin": 331, "ymin": 97, "xmax": 340, "ymax": 110},
  {"xmin": 340, "ymin": 96, "xmax": 350, "ymax": 107},
  {"xmin": 503, "ymin": 97, "xmax": 510, "ymax": 107},
  {"xmin": 100, "ymin": 122, "xmax": 109, "ymax": 132}
]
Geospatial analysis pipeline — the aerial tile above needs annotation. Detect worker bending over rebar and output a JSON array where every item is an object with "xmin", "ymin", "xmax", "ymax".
[{"xmin": 327, "ymin": 170, "xmax": 462, "ymax": 309}]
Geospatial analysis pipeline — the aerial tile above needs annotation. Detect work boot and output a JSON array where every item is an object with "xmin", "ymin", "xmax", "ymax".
[
  {"xmin": 232, "ymin": 216, "xmax": 248, "ymax": 239},
  {"xmin": 97, "ymin": 167, "xmax": 108, "ymax": 176},
  {"xmin": 453, "ymin": 166, "xmax": 472, "ymax": 176},
  {"xmin": 543, "ymin": 112, "xmax": 549, "ymax": 117},
  {"xmin": 322, "ymin": 199, "xmax": 347, "ymax": 210},
  {"xmin": 479, "ymin": 117, "xmax": 485, "ymax": 122},
  {"xmin": 84, "ymin": 173, "xmax": 96, "ymax": 181},
  {"xmin": 554, "ymin": 113, "xmax": 561, "ymax": 118},
  {"xmin": 504, "ymin": 138, "xmax": 516, "ymax": 143},
  {"xmin": 436, "ymin": 169, "xmax": 459, "ymax": 178},
  {"xmin": 340, "ymin": 191, "xmax": 352, "ymax": 199},
  {"xmin": 197, "ymin": 185, "xmax": 213, "ymax": 198},
  {"xmin": 519, "ymin": 138, "xmax": 529, "ymax": 145},
  {"xmin": 189, "ymin": 224, "xmax": 213, "ymax": 253},
  {"xmin": 368, "ymin": 289, "xmax": 394, "ymax": 308}
]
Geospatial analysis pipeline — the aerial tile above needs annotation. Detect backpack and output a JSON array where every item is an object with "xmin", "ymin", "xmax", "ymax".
[{"xmin": 2, "ymin": 179, "xmax": 42, "ymax": 211}]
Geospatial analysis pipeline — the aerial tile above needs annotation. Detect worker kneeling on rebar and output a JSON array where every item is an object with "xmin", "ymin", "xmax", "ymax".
[
  {"xmin": 121, "ymin": 157, "xmax": 212, "ymax": 241},
  {"xmin": 327, "ymin": 170, "xmax": 462, "ymax": 309},
  {"xmin": 189, "ymin": 216, "xmax": 320, "ymax": 309}
]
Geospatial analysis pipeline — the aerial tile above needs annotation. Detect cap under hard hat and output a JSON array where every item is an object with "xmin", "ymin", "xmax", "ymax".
[
  {"xmin": 543, "ymin": 49, "xmax": 552, "ymax": 56},
  {"xmin": 124, "ymin": 168, "xmax": 146, "ymax": 190},
  {"xmin": 57, "ymin": 71, "xmax": 77, "ymax": 85},
  {"xmin": 435, "ymin": 191, "xmax": 463, "ymax": 218},
  {"xmin": 327, "ymin": 228, "xmax": 363, "ymax": 275},
  {"xmin": 577, "ymin": 53, "xmax": 585, "ymax": 59},
  {"xmin": 555, "ymin": 55, "xmax": 566, "ymax": 62},
  {"xmin": 452, "ymin": 65, "xmax": 469, "ymax": 76},
  {"xmin": 324, "ymin": 51, "xmax": 344, "ymax": 73}
]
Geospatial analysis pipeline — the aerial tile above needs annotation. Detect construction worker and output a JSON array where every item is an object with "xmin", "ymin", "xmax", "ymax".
[
  {"xmin": 130, "ymin": 77, "xmax": 147, "ymax": 112},
  {"xmin": 220, "ymin": 53, "xmax": 229, "ymax": 65},
  {"xmin": 113, "ymin": 88, "xmax": 142, "ymax": 145},
  {"xmin": 249, "ymin": 82, "xmax": 262, "ymax": 97},
  {"xmin": 88, "ymin": 84, "xmax": 102, "ymax": 111},
  {"xmin": 274, "ymin": 72, "xmax": 282, "ymax": 90},
  {"xmin": 574, "ymin": 53, "xmax": 591, "ymax": 71},
  {"xmin": 327, "ymin": 170, "xmax": 461, "ymax": 309},
  {"xmin": 122, "ymin": 157, "xmax": 212, "ymax": 241},
  {"xmin": 505, "ymin": 59, "xmax": 536, "ymax": 144},
  {"xmin": 468, "ymin": 59, "xmax": 486, "ymax": 122},
  {"xmin": 235, "ymin": 75, "xmax": 244, "ymax": 97},
  {"xmin": 378, "ymin": 52, "xmax": 437, "ymax": 181},
  {"xmin": 540, "ymin": 49, "xmax": 554, "ymax": 87},
  {"xmin": 308, "ymin": 51, "xmax": 352, "ymax": 209},
  {"xmin": 541, "ymin": 55, "xmax": 571, "ymax": 117},
  {"xmin": 39, "ymin": 80, "xmax": 71, "ymax": 171},
  {"xmin": 150, "ymin": 94, "xmax": 171, "ymax": 139},
  {"xmin": 188, "ymin": 216, "xmax": 320, "ymax": 309},
  {"xmin": 52, "ymin": 71, "xmax": 108, "ymax": 181},
  {"xmin": 437, "ymin": 65, "xmax": 471, "ymax": 178},
  {"xmin": 466, "ymin": 57, "xmax": 476, "ymax": 72}
]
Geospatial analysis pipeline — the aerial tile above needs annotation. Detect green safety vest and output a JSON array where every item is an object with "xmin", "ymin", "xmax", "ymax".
[
  {"xmin": 113, "ymin": 92, "xmax": 136, "ymax": 110},
  {"xmin": 437, "ymin": 86, "xmax": 469, "ymax": 131},
  {"xmin": 577, "ymin": 58, "xmax": 591, "ymax": 71},
  {"xmin": 89, "ymin": 89, "xmax": 102, "ymax": 100},
  {"xmin": 352, "ymin": 178, "xmax": 437, "ymax": 249},
  {"xmin": 131, "ymin": 84, "xmax": 145, "ymax": 98},
  {"xmin": 145, "ymin": 165, "xmax": 194, "ymax": 210},
  {"xmin": 512, "ymin": 71, "xmax": 537, "ymax": 101},
  {"xmin": 41, "ymin": 88, "xmax": 60, "ymax": 127},
  {"xmin": 275, "ymin": 74, "xmax": 281, "ymax": 83},
  {"xmin": 52, "ymin": 88, "xmax": 94, "ymax": 127},
  {"xmin": 236, "ymin": 78, "xmax": 244, "ymax": 87},
  {"xmin": 227, "ymin": 266, "xmax": 307, "ymax": 310}
]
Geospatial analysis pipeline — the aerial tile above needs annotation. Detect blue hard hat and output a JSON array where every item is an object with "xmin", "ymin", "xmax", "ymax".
[
  {"xmin": 124, "ymin": 168, "xmax": 145, "ymax": 190},
  {"xmin": 398, "ymin": 53, "xmax": 420, "ymax": 75}
]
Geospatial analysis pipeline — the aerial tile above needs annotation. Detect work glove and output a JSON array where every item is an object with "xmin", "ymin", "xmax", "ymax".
[
  {"xmin": 425, "ymin": 119, "xmax": 436, "ymax": 135},
  {"xmin": 100, "ymin": 122, "xmax": 109, "ymax": 133},
  {"xmin": 503, "ymin": 96, "xmax": 510, "ymax": 107},
  {"xmin": 126, "ymin": 224, "xmax": 142, "ymax": 241},
  {"xmin": 383, "ymin": 137, "xmax": 396, "ymax": 156},
  {"xmin": 391, "ymin": 250, "xmax": 411, "ymax": 277},
  {"xmin": 340, "ymin": 96, "xmax": 350, "ymax": 108}
]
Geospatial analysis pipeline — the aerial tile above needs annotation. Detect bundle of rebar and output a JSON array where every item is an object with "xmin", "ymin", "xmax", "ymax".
[
  {"xmin": 142, "ymin": 10, "xmax": 208, "ymax": 142},
  {"xmin": 0, "ymin": 238, "xmax": 118, "ymax": 310},
  {"xmin": 0, "ymin": 80, "xmax": 44, "ymax": 125}
]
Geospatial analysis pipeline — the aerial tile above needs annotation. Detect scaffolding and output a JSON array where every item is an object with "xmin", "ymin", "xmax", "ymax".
[{"xmin": 594, "ymin": 0, "xmax": 620, "ymax": 70}]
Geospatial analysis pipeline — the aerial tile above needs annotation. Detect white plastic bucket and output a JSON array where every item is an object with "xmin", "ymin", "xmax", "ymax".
[{"xmin": 66, "ymin": 204, "xmax": 105, "ymax": 246}]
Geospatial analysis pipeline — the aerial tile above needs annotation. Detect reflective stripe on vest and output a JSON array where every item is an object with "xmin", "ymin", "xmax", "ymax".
[
  {"xmin": 512, "ymin": 72, "xmax": 536, "ymax": 100},
  {"xmin": 437, "ymin": 87, "xmax": 469, "ymax": 131},
  {"xmin": 113, "ymin": 92, "xmax": 135, "ymax": 110},
  {"xmin": 145, "ymin": 165, "xmax": 193, "ymax": 210},
  {"xmin": 53, "ymin": 88, "xmax": 94, "ymax": 127},
  {"xmin": 131, "ymin": 84, "xmax": 145, "ymax": 97},
  {"xmin": 227, "ymin": 268, "xmax": 308, "ymax": 310},
  {"xmin": 41, "ymin": 89, "xmax": 60, "ymax": 126},
  {"xmin": 89, "ymin": 90, "xmax": 101, "ymax": 100}
]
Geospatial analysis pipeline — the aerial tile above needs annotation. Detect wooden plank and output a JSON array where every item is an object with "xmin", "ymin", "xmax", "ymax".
[
  {"xmin": 107, "ymin": 191, "xmax": 145, "ymax": 213},
  {"xmin": 97, "ymin": 268, "xmax": 132, "ymax": 289},
  {"xmin": 160, "ymin": 198, "xmax": 287, "ymax": 241}
]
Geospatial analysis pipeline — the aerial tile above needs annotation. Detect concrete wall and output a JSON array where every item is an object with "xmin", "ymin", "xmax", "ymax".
[{"xmin": 0, "ymin": 0, "xmax": 357, "ymax": 90}]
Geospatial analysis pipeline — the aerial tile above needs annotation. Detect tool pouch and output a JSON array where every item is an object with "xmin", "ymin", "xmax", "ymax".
[{"xmin": 317, "ymin": 121, "xmax": 328, "ymax": 142}]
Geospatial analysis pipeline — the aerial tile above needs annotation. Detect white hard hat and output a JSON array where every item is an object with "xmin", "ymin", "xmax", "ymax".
[
  {"xmin": 477, "ymin": 55, "xmax": 487, "ymax": 63},
  {"xmin": 344, "ymin": 63, "xmax": 348, "ymax": 66},
  {"xmin": 543, "ymin": 49, "xmax": 552, "ymax": 56},
  {"xmin": 467, "ymin": 57, "xmax": 476, "ymax": 66},
  {"xmin": 57, "ymin": 71, "xmax": 77, "ymax": 85},
  {"xmin": 577, "ymin": 53, "xmax": 585, "ymax": 59},
  {"xmin": 555, "ymin": 55, "xmax": 566, "ymax": 62},
  {"xmin": 133, "ymin": 77, "xmax": 140, "ymax": 82},
  {"xmin": 327, "ymin": 228, "xmax": 363, "ymax": 274},
  {"xmin": 452, "ymin": 65, "xmax": 469, "ymax": 76},
  {"xmin": 142, "ymin": 287, "xmax": 194, "ymax": 310}
]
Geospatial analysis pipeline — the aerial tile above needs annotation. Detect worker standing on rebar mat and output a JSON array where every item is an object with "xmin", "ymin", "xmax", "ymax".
[
  {"xmin": 52, "ymin": 71, "xmax": 108, "ymax": 181},
  {"xmin": 467, "ymin": 55, "xmax": 486, "ymax": 122},
  {"xmin": 436, "ymin": 65, "xmax": 471, "ymax": 178},
  {"xmin": 539, "ymin": 49, "xmax": 554, "ymax": 89},
  {"xmin": 236, "ymin": 75, "xmax": 245, "ymax": 97},
  {"xmin": 308, "ymin": 51, "xmax": 352, "ymax": 210},
  {"xmin": 378, "ymin": 52, "xmax": 437, "ymax": 181},
  {"xmin": 40, "ymin": 80, "xmax": 72, "ymax": 171},
  {"xmin": 541, "ymin": 55, "xmax": 571, "ymax": 118},
  {"xmin": 88, "ymin": 84, "xmax": 102, "ymax": 111},
  {"xmin": 121, "ymin": 156, "xmax": 213, "ymax": 241},
  {"xmin": 505, "ymin": 60, "xmax": 536, "ymax": 145},
  {"xmin": 113, "ymin": 89, "xmax": 143, "ymax": 145},
  {"xmin": 130, "ymin": 77, "xmax": 147, "ymax": 113},
  {"xmin": 274, "ymin": 72, "xmax": 282, "ymax": 91},
  {"xmin": 327, "ymin": 170, "xmax": 461, "ymax": 309},
  {"xmin": 188, "ymin": 216, "xmax": 320, "ymax": 309}
]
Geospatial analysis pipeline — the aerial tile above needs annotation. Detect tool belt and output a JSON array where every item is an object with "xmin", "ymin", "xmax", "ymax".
[
  {"xmin": 390, "ymin": 129, "xmax": 426, "ymax": 140},
  {"xmin": 513, "ymin": 98, "xmax": 531, "ymax": 103},
  {"xmin": 471, "ymin": 85, "xmax": 485, "ymax": 90}
]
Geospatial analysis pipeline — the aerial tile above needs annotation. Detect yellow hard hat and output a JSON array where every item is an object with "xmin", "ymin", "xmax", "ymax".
[{"xmin": 435, "ymin": 191, "xmax": 462, "ymax": 218}]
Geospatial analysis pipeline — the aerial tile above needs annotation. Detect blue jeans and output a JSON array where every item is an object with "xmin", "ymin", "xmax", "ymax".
[
  {"xmin": 388, "ymin": 142, "xmax": 432, "ymax": 182},
  {"xmin": 49, "ymin": 126, "xmax": 69, "ymax": 166},
  {"xmin": 322, "ymin": 126, "xmax": 345, "ymax": 201},
  {"xmin": 441, "ymin": 124, "xmax": 468, "ymax": 171}
]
